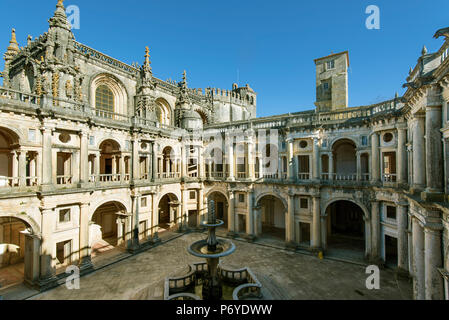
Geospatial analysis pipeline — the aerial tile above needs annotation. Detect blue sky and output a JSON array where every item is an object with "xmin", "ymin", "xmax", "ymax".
[{"xmin": 1, "ymin": 0, "xmax": 448, "ymax": 117}]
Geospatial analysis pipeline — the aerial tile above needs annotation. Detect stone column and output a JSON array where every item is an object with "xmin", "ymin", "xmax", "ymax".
[
  {"xmin": 329, "ymin": 153, "xmax": 334, "ymax": 180},
  {"xmin": 227, "ymin": 191, "xmax": 235, "ymax": 233},
  {"xmin": 287, "ymin": 140, "xmax": 294, "ymax": 180},
  {"xmin": 371, "ymin": 133, "xmax": 380, "ymax": 183},
  {"xmin": 41, "ymin": 127, "xmax": 53, "ymax": 187},
  {"xmin": 286, "ymin": 193, "xmax": 295, "ymax": 243},
  {"xmin": 79, "ymin": 131, "xmax": 89, "ymax": 185},
  {"xmin": 227, "ymin": 138, "xmax": 235, "ymax": 181},
  {"xmin": 152, "ymin": 142, "xmax": 157, "ymax": 181},
  {"xmin": 181, "ymin": 188, "xmax": 188, "ymax": 230},
  {"xmin": 364, "ymin": 215, "xmax": 372, "ymax": 259},
  {"xmin": 424, "ymin": 226, "xmax": 444, "ymax": 300},
  {"xmin": 312, "ymin": 196, "xmax": 321, "ymax": 249},
  {"xmin": 412, "ymin": 217, "xmax": 425, "ymax": 300},
  {"xmin": 397, "ymin": 203, "xmax": 409, "ymax": 273},
  {"xmin": 18, "ymin": 150, "xmax": 27, "ymax": 187},
  {"xmin": 132, "ymin": 138, "xmax": 139, "ymax": 183},
  {"xmin": 312, "ymin": 138, "xmax": 320, "ymax": 180},
  {"xmin": 120, "ymin": 155, "xmax": 125, "ymax": 182},
  {"xmin": 129, "ymin": 194, "xmax": 140, "ymax": 251},
  {"xmin": 198, "ymin": 146, "xmax": 205, "ymax": 179},
  {"xmin": 248, "ymin": 142, "xmax": 255, "ymax": 180},
  {"xmin": 152, "ymin": 193, "xmax": 159, "ymax": 241},
  {"xmin": 321, "ymin": 215, "xmax": 327, "ymax": 250},
  {"xmin": 413, "ymin": 115, "xmax": 426, "ymax": 189},
  {"xmin": 371, "ymin": 201, "xmax": 380, "ymax": 261},
  {"xmin": 94, "ymin": 153, "xmax": 100, "ymax": 182},
  {"xmin": 246, "ymin": 191, "xmax": 254, "ymax": 236},
  {"xmin": 397, "ymin": 127, "xmax": 407, "ymax": 184},
  {"xmin": 356, "ymin": 151, "xmax": 362, "ymax": 181},
  {"xmin": 23, "ymin": 233, "xmax": 40, "ymax": 285},
  {"xmin": 197, "ymin": 188, "xmax": 204, "ymax": 227},
  {"xmin": 79, "ymin": 203, "xmax": 92, "ymax": 269},
  {"xmin": 425, "ymin": 105, "xmax": 443, "ymax": 192}
]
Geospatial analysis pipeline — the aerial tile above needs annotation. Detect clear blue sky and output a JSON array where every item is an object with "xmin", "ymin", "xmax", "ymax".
[{"xmin": 1, "ymin": 0, "xmax": 448, "ymax": 117}]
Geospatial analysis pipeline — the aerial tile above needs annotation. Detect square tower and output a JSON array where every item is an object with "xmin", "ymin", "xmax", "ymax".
[{"xmin": 314, "ymin": 51, "xmax": 349, "ymax": 112}]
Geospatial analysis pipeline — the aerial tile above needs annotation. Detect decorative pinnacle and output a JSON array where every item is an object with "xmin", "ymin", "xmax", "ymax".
[
  {"xmin": 144, "ymin": 46, "xmax": 151, "ymax": 66},
  {"xmin": 182, "ymin": 70, "xmax": 188, "ymax": 88},
  {"xmin": 57, "ymin": 0, "xmax": 64, "ymax": 7},
  {"xmin": 421, "ymin": 45, "xmax": 428, "ymax": 56},
  {"xmin": 6, "ymin": 28, "xmax": 20, "ymax": 55}
]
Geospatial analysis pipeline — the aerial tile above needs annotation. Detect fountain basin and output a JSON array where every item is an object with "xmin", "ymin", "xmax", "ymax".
[{"xmin": 188, "ymin": 239, "xmax": 236, "ymax": 259}]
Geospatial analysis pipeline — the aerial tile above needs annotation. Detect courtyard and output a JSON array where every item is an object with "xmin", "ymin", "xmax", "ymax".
[{"xmin": 29, "ymin": 232, "xmax": 413, "ymax": 300}]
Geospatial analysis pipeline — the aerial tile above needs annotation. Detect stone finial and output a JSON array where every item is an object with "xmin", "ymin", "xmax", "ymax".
[
  {"xmin": 182, "ymin": 70, "xmax": 188, "ymax": 88},
  {"xmin": 27, "ymin": 35, "xmax": 32, "ymax": 46},
  {"xmin": 395, "ymin": 92, "xmax": 399, "ymax": 99},
  {"xmin": 144, "ymin": 46, "xmax": 151, "ymax": 65},
  {"xmin": 409, "ymin": 67, "xmax": 413, "ymax": 75},
  {"xmin": 49, "ymin": 0, "xmax": 71, "ymax": 31},
  {"xmin": 421, "ymin": 45, "xmax": 428, "ymax": 56},
  {"xmin": 57, "ymin": 0, "xmax": 64, "ymax": 6},
  {"xmin": 6, "ymin": 28, "xmax": 20, "ymax": 57}
]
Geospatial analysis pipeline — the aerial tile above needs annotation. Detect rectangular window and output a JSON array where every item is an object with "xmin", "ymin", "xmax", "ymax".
[
  {"xmin": 323, "ymin": 82, "xmax": 329, "ymax": 90},
  {"xmin": 326, "ymin": 60, "xmax": 335, "ymax": 69},
  {"xmin": 190, "ymin": 191, "xmax": 196, "ymax": 200},
  {"xmin": 141, "ymin": 197, "xmax": 147, "ymax": 208},
  {"xmin": 89, "ymin": 135, "xmax": 95, "ymax": 146},
  {"xmin": 59, "ymin": 208, "xmax": 71, "ymax": 223},
  {"xmin": 300, "ymin": 198, "xmax": 308, "ymax": 209},
  {"xmin": 386, "ymin": 206, "xmax": 397, "ymax": 220},
  {"xmin": 239, "ymin": 194, "xmax": 245, "ymax": 203},
  {"xmin": 298, "ymin": 155, "xmax": 310, "ymax": 173},
  {"xmin": 362, "ymin": 136, "xmax": 368, "ymax": 146},
  {"xmin": 28, "ymin": 129, "xmax": 36, "ymax": 142}
]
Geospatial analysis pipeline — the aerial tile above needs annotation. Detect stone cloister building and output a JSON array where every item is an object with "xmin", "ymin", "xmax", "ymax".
[{"xmin": 0, "ymin": 1, "xmax": 448, "ymax": 300}]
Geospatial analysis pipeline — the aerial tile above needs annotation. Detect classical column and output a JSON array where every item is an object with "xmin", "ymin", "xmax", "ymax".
[
  {"xmin": 181, "ymin": 188, "xmax": 188, "ymax": 230},
  {"xmin": 152, "ymin": 193, "xmax": 159, "ymax": 240},
  {"xmin": 397, "ymin": 127, "xmax": 407, "ymax": 184},
  {"xmin": 286, "ymin": 193, "xmax": 295, "ymax": 243},
  {"xmin": 40, "ymin": 208, "xmax": 56, "ymax": 281},
  {"xmin": 371, "ymin": 133, "xmax": 380, "ymax": 183},
  {"xmin": 412, "ymin": 115, "xmax": 426, "ymax": 189},
  {"xmin": 152, "ymin": 142, "xmax": 157, "ymax": 181},
  {"xmin": 412, "ymin": 217, "xmax": 425, "ymax": 300},
  {"xmin": 312, "ymin": 196, "xmax": 321, "ymax": 249},
  {"xmin": 246, "ymin": 191, "xmax": 254, "ymax": 236},
  {"xmin": 321, "ymin": 215, "xmax": 327, "ymax": 250},
  {"xmin": 18, "ymin": 150, "xmax": 27, "ymax": 187},
  {"xmin": 227, "ymin": 138, "xmax": 235, "ymax": 181},
  {"xmin": 364, "ymin": 215, "xmax": 372, "ymax": 259},
  {"xmin": 41, "ymin": 127, "xmax": 53, "ymax": 187},
  {"xmin": 79, "ymin": 203, "xmax": 92, "ymax": 269},
  {"xmin": 119, "ymin": 156, "xmax": 125, "ymax": 182},
  {"xmin": 227, "ymin": 191, "xmax": 235, "ymax": 233},
  {"xmin": 198, "ymin": 146, "xmax": 205, "ymax": 179},
  {"xmin": 356, "ymin": 152, "xmax": 362, "ymax": 181},
  {"xmin": 425, "ymin": 106, "xmax": 443, "ymax": 192},
  {"xmin": 181, "ymin": 146, "xmax": 187, "ymax": 178},
  {"xmin": 94, "ymin": 153, "xmax": 100, "ymax": 182},
  {"xmin": 287, "ymin": 140, "xmax": 294, "ymax": 180},
  {"xmin": 111, "ymin": 155, "xmax": 117, "ymax": 180},
  {"xmin": 397, "ymin": 203, "xmax": 409, "ymax": 273},
  {"xmin": 371, "ymin": 201, "xmax": 380, "ymax": 261},
  {"xmin": 197, "ymin": 188, "xmax": 204, "ymax": 227},
  {"xmin": 312, "ymin": 138, "xmax": 320, "ymax": 180},
  {"xmin": 79, "ymin": 131, "xmax": 89, "ymax": 185},
  {"xmin": 248, "ymin": 142, "xmax": 255, "ymax": 180},
  {"xmin": 129, "ymin": 194, "xmax": 140, "ymax": 251},
  {"xmin": 131, "ymin": 138, "xmax": 139, "ymax": 183},
  {"xmin": 329, "ymin": 153, "xmax": 334, "ymax": 180},
  {"xmin": 424, "ymin": 226, "xmax": 444, "ymax": 300}
]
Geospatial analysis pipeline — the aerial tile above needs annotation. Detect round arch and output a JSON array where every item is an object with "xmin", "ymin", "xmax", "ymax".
[
  {"xmin": 89, "ymin": 198, "xmax": 130, "ymax": 221},
  {"xmin": 90, "ymin": 73, "xmax": 128, "ymax": 116},
  {"xmin": 157, "ymin": 193, "xmax": 180, "ymax": 228},
  {"xmin": 155, "ymin": 97, "xmax": 173, "ymax": 126},
  {"xmin": 98, "ymin": 138, "xmax": 122, "ymax": 152},
  {"xmin": 255, "ymin": 191, "xmax": 288, "ymax": 211},
  {"xmin": 0, "ymin": 213, "xmax": 40, "ymax": 236},
  {"xmin": 194, "ymin": 108, "xmax": 209, "ymax": 125},
  {"xmin": 321, "ymin": 197, "xmax": 369, "ymax": 219},
  {"xmin": 205, "ymin": 188, "xmax": 229, "ymax": 203},
  {"xmin": 329, "ymin": 137, "xmax": 358, "ymax": 150},
  {"xmin": 0, "ymin": 126, "xmax": 23, "ymax": 146}
]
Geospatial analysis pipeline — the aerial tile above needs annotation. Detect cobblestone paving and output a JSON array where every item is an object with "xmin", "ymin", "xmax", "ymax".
[{"xmin": 31, "ymin": 233, "xmax": 413, "ymax": 300}]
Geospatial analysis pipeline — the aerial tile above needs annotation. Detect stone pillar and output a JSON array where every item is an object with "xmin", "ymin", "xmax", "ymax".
[
  {"xmin": 11, "ymin": 151, "xmax": 18, "ymax": 182},
  {"xmin": 329, "ymin": 153, "xmax": 334, "ymax": 180},
  {"xmin": 424, "ymin": 227, "xmax": 444, "ymax": 300},
  {"xmin": 132, "ymin": 138, "xmax": 139, "ymax": 183},
  {"xmin": 94, "ymin": 153, "xmax": 100, "ymax": 182},
  {"xmin": 356, "ymin": 152, "xmax": 362, "ymax": 181},
  {"xmin": 246, "ymin": 191, "xmax": 254, "ymax": 236},
  {"xmin": 397, "ymin": 127, "xmax": 407, "ymax": 184},
  {"xmin": 371, "ymin": 133, "xmax": 380, "ymax": 182},
  {"xmin": 228, "ymin": 191, "xmax": 235, "ymax": 234},
  {"xmin": 197, "ymin": 188, "xmax": 204, "ymax": 226},
  {"xmin": 425, "ymin": 106, "xmax": 443, "ymax": 192},
  {"xmin": 119, "ymin": 156, "xmax": 125, "ymax": 182},
  {"xmin": 287, "ymin": 140, "xmax": 294, "ymax": 180},
  {"xmin": 413, "ymin": 115, "xmax": 426, "ymax": 189},
  {"xmin": 412, "ymin": 217, "xmax": 425, "ymax": 300},
  {"xmin": 227, "ymin": 139, "xmax": 235, "ymax": 181},
  {"xmin": 311, "ymin": 196, "xmax": 321, "ymax": 249},
  {"xmin": 259, "ymin": 155, "xmax": 264, "ymax": 178},
  {"xmin": 199, "ymin": 146, "xmax": 205, "ymax": 179},
  {"xmin": 181, "ymin": 188, "xmax": 188, "ymax": 229},
  {"xmin": 248, "ymin": 142, "xmax": 255, "ymax": 180},
  {"xmin": 312, "ymin": 138, "xmax": 320, "ymax": 180},
  {"xmin": 23, "ymin": 233, "xmax": 40, "ymax": 286},
  {"xmin": 286, "ymin": 193, "xmax": 295, "ymax": 243},
  {"xmin": 40, "ymin": 208, "xmax": 56, "ymax": 282},
  {"xmin": 129, "ymin": 194, "xmax": 140, "ymax": 251},
  {"xmin": 364, "ymin": 215, "xmax": 372, "ymax": 259},
  {"xmin": 79, "ymin": 203, "xmax": 92, "ymax": 269},
  {"xmin": 79, "ymin": 131, "xmax": 89, "ymax": 185},
  {"xmin": 397, "ymin": 203, "xmax": 409, "ymax": 273},
  {"xmin": 152, "ymin": 193, "xmax": 159, "ymax": 240},
  {"xmin": 41, "ymin": 127, "xmax": 53, "ymax": 187},
  {"xmin": 321, "ymin": 215, "xmax": 327, "ymax": 250},
  {"xmin": 371, "ymin": 201, "xmax": 380, "ymax": 261},
  {"xmin": 18, "ymin": 150, "xmax": 27, "ymax": 187},
  {"xmin": 181, "ymin": 146, "xmax": 187, "ymax": 178},
  {"xmin": 152, "ymin": 142, "xmax": 157, "ymax": 181}
]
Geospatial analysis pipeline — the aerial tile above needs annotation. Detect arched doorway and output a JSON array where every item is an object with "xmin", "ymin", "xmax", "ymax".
[
  {"xmin": 207, "ymin": 191, "xmax": 228, "ymax": 228},
  {"xmin": 99, "ymin": 139, "xmax": 121, "ymax": 182},
  {"xmin": 325, "ymin": 200, "xmax": 365, "ymax": 260},
  {"xmin": 257, "ymin": 195, "xmax": 286, "ymax": 241},
  {"xmin": 0, "ymin": 217, "xmax": 34, "ymax": 289},
  {"xmin": 91, "ymin": 201, "xmax": 128, "ymax": 258},
  {"xmin": 332, "ymin": 139, "xmax": 357, "ymax": 181},
  {"xmin": 0, "ymin": 127, "xmax": 21, "ymax": 188},
  {"xmin": 158, "ymin": 193, "xmax": 179, "ymax": 231}
]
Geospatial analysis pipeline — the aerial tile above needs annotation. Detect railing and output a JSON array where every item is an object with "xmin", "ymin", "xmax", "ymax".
[
  {"xmin": 333, "ymin": 173, "xmax": 357, "ymax": 181},
  {"xmin": 98, "ymin": 174, "xmax": 121, "ymax": 182},
  {"xmin": 237, "ymin": 172, "xmax": 247, "ymax": 179},
  {"xmin": 56, "ymin": 175, "xmax": 73, "ymax": 185},
  {"xmin": 361, "ymin": 173, "xmax": 371, "ymax": 181},
  {"xmin": 95, "ymin": 109, "xmax": 129, "ymax": 122},
  {"xmin": 263, "ymin": 173, "xmax": 278, "ymax": 179},
  {"xmin": 0, "ymin": 176, "xmax": 19, "ymax": 188},
  {"xmin": 26, "ymin": 177, "xmax": 38, "ymax": 186},
  {"xmin": 298, "ymin": 173, "xmax": 310, "ymax": 180},
  {"xmin": 321, "ymin": 173, "xmax": 330, "ymax": 180},
  {"xmin": 159, "ymin": 172, "xmax": 180, "ymax": 179},
  {"xmin": 382, "ymin": 173, "xmax": 397, "ymax": 183},
  {"xmin": 188, "ymin": 172, "xmax": 198, "ymax": 178},
  {"xmin": 0, "ymin": 87, "xmax": 39, "ymax": 105},
  {"xmin": 211, "ymin": 172, "xmax": 224, "ymax": 178}
]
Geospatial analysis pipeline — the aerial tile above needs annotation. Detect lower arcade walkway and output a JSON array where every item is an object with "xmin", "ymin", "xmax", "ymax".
[{"xmin": 27, "ymin": 232, "xmax": 412, "ymax": 300}]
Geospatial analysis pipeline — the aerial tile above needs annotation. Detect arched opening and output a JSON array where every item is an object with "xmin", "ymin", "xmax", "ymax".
[
  {"xmin": 161, "ymin": 146, "xmax": 178, "ymax": 178},
  {"xmin": 208, "ymin": 148, "xmax": 224, "ymax": 178},
  {"xmin": 261, "ymin": 144, "xmax": 279, "ymax": 177},
  {"xmin": 0, "ymin": 128, "xmax": 21, "ymax": 188},
  {"xmin": 257, "ymin": 195, "xmax": 286, "ymax": 241},
  {"xmin": 158, "ymin": 193, "xmax": 179, "ymax": 232},
  {"xmin": 207, "ymin": 191, "xmax": 228, "ymax": 229},
  {"xmin": 91, "ymin": 201, "xmax": 128, "ymax": 260},
  {"xmin": 0, "ymin": 217, "xmax": 33, "ymax": 289},
  {"xmin": 95, "ymin": 85, "xmax": 114, "ymax": 118},
  {"xmin": 155, "ymin": 98, "xmax": 172, "ymax": 126},
  {"xmin": 332, "ymin": 139, "xmax": 357, "ymax": 181},
  {"xmin": 325, "ymin": 200, "xmax": 365, "ymax": 260},
  {"xmin": 99, "ymin": 139, "xmax": 122, "ymax": 182},
  {"xmin": 195, "ymin": 109, "xmax": 208, "ymax": 125},
  {"xmin": 91, "ymin": 74, "xmax": 128, "ymax": 118}
]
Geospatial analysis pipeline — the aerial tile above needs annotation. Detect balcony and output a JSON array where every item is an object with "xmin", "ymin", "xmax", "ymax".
[
  {"xmin": 56, "ymin": 175, "xmax": 73, "ymax": 185},
  {"xmin": 0, "ymin": 176, "xmax": 19, "ymax": 188},
  {"xmin": 297, "ymin": 173, "xmax": 311, "ymax": 180},
  {"xmin": 158, "ymin": 172, "xmax": 181, "ymax": 179},
  {"xmin": 382, "ymin": 173, "xmax": 397, "ymax": 183}
]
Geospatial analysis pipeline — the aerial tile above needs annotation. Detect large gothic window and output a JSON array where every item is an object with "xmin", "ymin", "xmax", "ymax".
[{"xmin": 95, "ymin": 85, "xmax": 114, "ymax": 117}]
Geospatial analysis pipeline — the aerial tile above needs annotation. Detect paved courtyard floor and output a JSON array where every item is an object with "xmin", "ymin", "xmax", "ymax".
[{"xmin": 30, "ymin": 232, "xmax": 413, "ymax": 300}]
